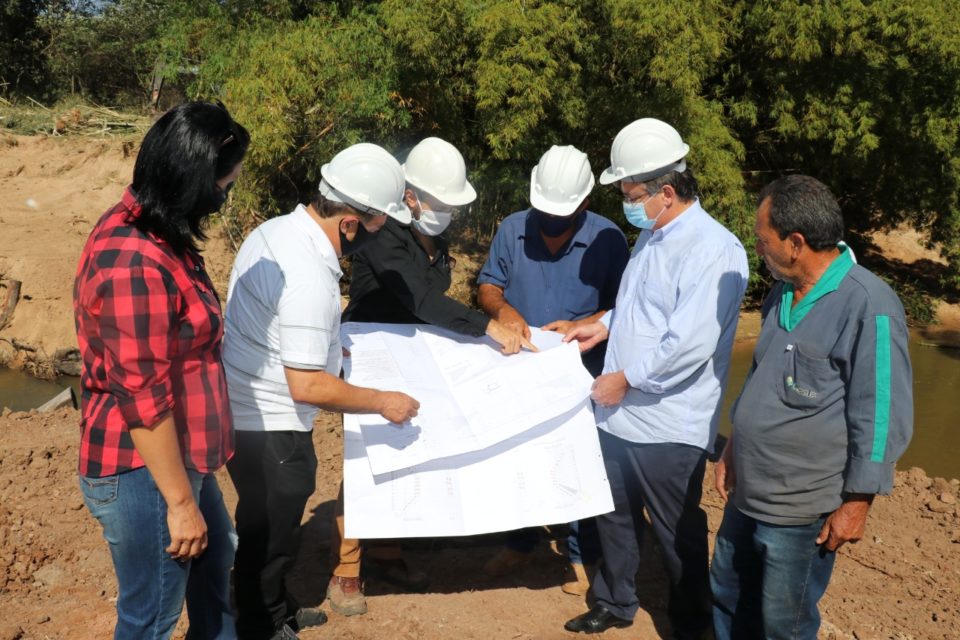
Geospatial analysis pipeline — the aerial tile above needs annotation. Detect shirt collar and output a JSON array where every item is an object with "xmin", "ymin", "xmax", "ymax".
[
  {"xmin": 778, "ymin": 244, "xmax": 854, "ymax": 331},
  {"xmin": 291, "ymin": 204, "xmax": 343, "ymax": 279},
  {"xmin": 648, "ymin": 198, "xmax": 703, "ymax": 242},
  {"xmin": 121, "ymin": 186, "xmax": 139, "ymax": 212}
]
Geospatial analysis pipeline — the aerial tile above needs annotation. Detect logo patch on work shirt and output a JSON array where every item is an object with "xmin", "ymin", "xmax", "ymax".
[{"xmin": 785, "ymin": 376, "xmax": 818, "ymax": 399}]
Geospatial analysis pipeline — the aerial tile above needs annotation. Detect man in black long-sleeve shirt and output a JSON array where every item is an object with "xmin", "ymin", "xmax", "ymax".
[
  {"xmin": 343, "ymin": 143, "xmax": 527, "ymax": 348},
  {"xmin": 344, "ymin": 212, "xmax": 487, "ymax": 333},
  {"xmin": 327, "ymin": 137, "xmax": 532, "ymax": 618}
]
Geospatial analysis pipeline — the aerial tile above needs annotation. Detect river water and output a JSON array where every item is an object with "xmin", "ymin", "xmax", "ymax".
[
  {"xmin": 720, "ymin": 336, "xmax": 958, "ymax": 480},
  {"xmin": 1, "ymin": 337, "xmax": 957, "ymax": 478},
  {"xmin": 0, "ymin": 368, "xmax": 81, "ymax": 412}
]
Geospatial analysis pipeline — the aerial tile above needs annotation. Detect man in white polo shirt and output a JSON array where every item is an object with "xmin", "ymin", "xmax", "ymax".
[{"xmin": 223, "ymin": 143, "xmax": 420, "ymax": 640}]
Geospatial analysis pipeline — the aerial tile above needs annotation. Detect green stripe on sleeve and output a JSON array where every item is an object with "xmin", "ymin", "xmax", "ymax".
[{"xmin": 871, "ymin": 315, "xmax": 891, "ymax": 462}]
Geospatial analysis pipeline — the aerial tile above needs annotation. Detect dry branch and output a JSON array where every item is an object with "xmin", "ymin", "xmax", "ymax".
[{"xmin": 0, "ymin": 278, "xmax": 21, "ymax": 331}]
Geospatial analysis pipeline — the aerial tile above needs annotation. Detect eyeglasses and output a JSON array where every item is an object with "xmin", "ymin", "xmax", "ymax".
[{"xmin": 622, "ymin": 189, "xmax": 659, "ymax": 206}]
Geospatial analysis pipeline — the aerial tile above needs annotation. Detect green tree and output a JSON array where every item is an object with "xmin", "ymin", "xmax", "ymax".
[
  {"xmin": 729, "ymin": 0, "xmax": 960, "ymax": 285},
  {"xmin": 194, "ymin": 7, "xmax": 410, "ymax": 225},
  {"xmin": 585, "ymin": 0, "xmax": 754, "ymax": 254},
  {"xmin": 380, "ymin": 0, "xmax": 597, "ymax": 229},
  {"xmin": 0, "ymin": 0, "xmax": 48, "ymax": 96},
  {"xmin": 17, "ymin": 0, "xmax": 959, "ymax": 307}
]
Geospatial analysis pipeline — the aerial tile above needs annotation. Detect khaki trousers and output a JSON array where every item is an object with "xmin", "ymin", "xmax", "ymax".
[{"xmin": 330, "ymin": 482, "xmax": 402, "ymax": 578}]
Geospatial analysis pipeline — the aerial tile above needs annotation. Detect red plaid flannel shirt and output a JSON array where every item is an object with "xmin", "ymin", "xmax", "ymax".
[{"xmin": 74, "ymin": 188, "xmax": 234, "ymax": 477}]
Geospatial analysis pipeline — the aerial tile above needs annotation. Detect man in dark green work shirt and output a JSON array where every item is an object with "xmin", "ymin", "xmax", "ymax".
[{"xmin": 711, "ymin": 175, "xmax": 913, "ymax": 640}]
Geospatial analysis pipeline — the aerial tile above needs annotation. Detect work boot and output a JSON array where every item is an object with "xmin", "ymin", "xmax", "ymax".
[
  {"xmin": 364, "ymin": 557, "xmax": 430, "ymax": 593},
  {"xmin": 483, "ymin": 548, "xmax": 532, "ymax": 577},
  {"xmin": 561, "ymin": 562, "xmax": 594, "ymax": 596},
  {"xmin": 326, "ymin": 575, "xmax": 368, "ymax": 616},
  {"xmin": 286, "ymin": 607, "xmax": 327, "ymax": 632}
]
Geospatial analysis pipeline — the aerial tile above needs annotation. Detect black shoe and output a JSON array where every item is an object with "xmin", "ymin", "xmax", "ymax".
[
  {"xmin": 564, "ymin": 606, "xmax": 633, "ymax": 634},
  {"xmin": 286, "ymin": 607, "xmax": 327, "ymax": 632}
]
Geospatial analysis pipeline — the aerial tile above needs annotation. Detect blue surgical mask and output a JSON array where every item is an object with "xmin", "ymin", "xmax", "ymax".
[{"xmin": 622, "ymin": 191, "xmax": 664, "ymax": 230}]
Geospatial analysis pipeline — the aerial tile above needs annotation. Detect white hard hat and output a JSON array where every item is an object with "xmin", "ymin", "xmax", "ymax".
[
  {"xmin": 319, "ymin": 142, "xmax": 411, "ymax": 223},
  {"xmin": 402, "ymin": 137, "xmax": 477, "ymax": 207},
  {"xmin": 529, "ymin": 145, "xmax": 595, "ymax": 217},
  {"xmin": 599, "ymin": 118, "xmax": 690, "ymax": 185}
]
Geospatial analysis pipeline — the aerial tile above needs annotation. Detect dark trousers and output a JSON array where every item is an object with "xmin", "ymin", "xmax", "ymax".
[
  {"xmin": 228, "ymin": 430, "xmax": 317, "ymax": 640},
  {"xmin": 591, "ymin": 430, "xmax": 712, "ymax": 639},
  {"xmin": 505, "ymin": 518, "xmax": 602, "ymax": 565}
]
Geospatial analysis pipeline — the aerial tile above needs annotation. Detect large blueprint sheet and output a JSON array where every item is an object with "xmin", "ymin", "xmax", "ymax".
[
  {"xmin": 340, "ymin": 323, "xmax": 613, "ymax": 538},
  {"xmin": 343, "ymin": 403, "xmax": 613, "ymax": 538},
  {"xmin": 341, "ymin": 323, "xmax": 595, "ymax": 475}
]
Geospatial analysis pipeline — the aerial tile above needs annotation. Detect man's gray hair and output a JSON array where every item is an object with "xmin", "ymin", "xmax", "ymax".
[
  {"xmin": 636, "ymin": 168, "xmax": 700, "ymax": 201},
  {"xmin": 758, "ymin": 175, "xmax": 844, "ymax": 252}
]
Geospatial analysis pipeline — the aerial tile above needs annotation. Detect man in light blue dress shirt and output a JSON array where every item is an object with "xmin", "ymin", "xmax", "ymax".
[{"xmin": 563, "ymin": 119, "xmax": 749, "ymax": 639}]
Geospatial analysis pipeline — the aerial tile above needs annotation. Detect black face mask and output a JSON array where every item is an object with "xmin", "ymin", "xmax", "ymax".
[
  {"xmin": 199, "ymin": 182, "xmax": 234, "ymax": 218},
  {"xmin": 187, "ymin": 183, "xmax": 234, "ymax": 237},
  {"xmin": 535, "ymin": 209, "xmax": 579, "ymax": 237},
  {"xmin": 339, "ymin": 221, "xmax": 378, "ymax": 257}
]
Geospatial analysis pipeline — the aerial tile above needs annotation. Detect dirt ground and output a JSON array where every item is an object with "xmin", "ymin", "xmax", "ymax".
[
  {"xmin": 1, "ymin": 133, "xmax": 959, "ymax": 639},
  {"xmin": 1, "ymin": 407, "xmax": 958, "ymax": 640},
  {"xmin": 0, "ymin": 134, "xmax": 237, "ymax": 374}
]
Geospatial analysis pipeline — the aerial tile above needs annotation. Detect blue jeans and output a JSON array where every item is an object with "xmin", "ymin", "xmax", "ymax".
[
  {"xmin": 80, "ymin": 466, "xmax": 237, "ymax": 640},
  {"xmin": 566, "ymin": 518, "xmax": 601, "ymax": 565},
  {"xmin": 711, "ymin": 503, "xmax": 836, "ymax": 640}
]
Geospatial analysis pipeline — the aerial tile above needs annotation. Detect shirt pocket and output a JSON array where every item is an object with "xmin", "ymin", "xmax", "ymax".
[
  {"xmin": 627, "ymin": 279, "xmax": 672, "ymax": 330},
  {"xmin": 777, "ymin": 346, "xmax": 840, "ymax": 410},
  {"xmin": 429, "ymin": 259, "xmax": 453, "ymax": 292}
]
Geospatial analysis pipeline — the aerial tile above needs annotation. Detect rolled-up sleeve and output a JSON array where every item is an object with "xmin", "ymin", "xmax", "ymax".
[
  {"xmin": 477, "ymin": 224, "xmax": 511, "ymax": 288},
  {"xmin": 99, "ymin": 266, "xmax": 178, "ymax": 429},
  {"xmin": 843, "ymin": 313, "xmax": 914, "ymax": 495}
]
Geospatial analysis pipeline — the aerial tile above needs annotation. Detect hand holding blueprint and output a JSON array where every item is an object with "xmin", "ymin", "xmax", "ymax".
[
  {"xmin": 339, "ymin": 323, "xmax": 614, "ymax": 538},
  {"xmin": 341, "ymin": 323, "xmax": 595, "ymax": 475}
]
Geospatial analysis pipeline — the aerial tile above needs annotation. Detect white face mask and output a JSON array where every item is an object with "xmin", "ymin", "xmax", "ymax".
[
  {"xmin": 412, "ymin": 209, "xmax": 453, "ymax": 236},
  {"xmin": 412, "ymin": 191, "xmax": 455, "ymax": 236}
]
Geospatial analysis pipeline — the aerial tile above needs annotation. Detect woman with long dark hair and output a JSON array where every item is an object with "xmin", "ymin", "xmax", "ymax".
[{"xmin": 74, "ymin": 101, "xmax": 250, "ymax": 639}]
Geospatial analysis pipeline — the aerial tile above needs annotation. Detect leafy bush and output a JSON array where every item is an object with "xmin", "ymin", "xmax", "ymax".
[
  {"xmin": 881, "ymin": 276, "xmax": 936, "ymax": 325},
  {"xmin": 11, "ymin": 0, "xmax": 960, "ymax": 302}
]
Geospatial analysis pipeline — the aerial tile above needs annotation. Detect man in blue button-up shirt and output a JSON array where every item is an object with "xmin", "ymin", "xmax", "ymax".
[
  {"xmin": 563, "ymin": 119, "xmax": 749, "ymax": 638},
  {"xmin": 477, "ymin": 145, "xmax": 629, "ymax": 595}
]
